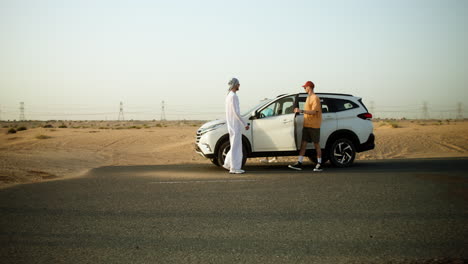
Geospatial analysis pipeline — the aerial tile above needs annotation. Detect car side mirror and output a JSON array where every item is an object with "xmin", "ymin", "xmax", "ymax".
[{"xmin": 249, "ymin": 111, "xmax": 257, "ymax": 120}]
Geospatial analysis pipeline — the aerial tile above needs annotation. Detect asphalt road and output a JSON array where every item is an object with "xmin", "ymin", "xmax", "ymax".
[{"xmin": 1, "ymin": 158, "xmax": 467, "ymax": 264}]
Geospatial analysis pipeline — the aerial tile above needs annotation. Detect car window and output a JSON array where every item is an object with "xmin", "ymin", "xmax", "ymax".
[
  {"xmin": 259, "ymin": 96, "xmax": 295, "ymax": 118},
  {"xmin": 259, "ymin": 104, "xmax": 275, "ymax": 118},
  {"xmin": 297, "ymin": 96, "xmax": 330, "ymax": 113},
  {"xmin": 330, "ymin": 99, "xmax": 359, "ymax": 112},
  {"xmin": 277, "ymin": 97, "xmax": 295, "ymax": 115},
  {"xmin": 242, "ymin": 98, "xmax": 273, "ymax": 116}
]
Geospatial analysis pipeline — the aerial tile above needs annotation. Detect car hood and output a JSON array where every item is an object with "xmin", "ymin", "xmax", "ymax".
[{"xmin": 199, "ymin": 119, "xmax": 226, "ymax": 130}]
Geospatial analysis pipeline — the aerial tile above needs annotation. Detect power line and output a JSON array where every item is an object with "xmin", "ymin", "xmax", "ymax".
[{"xmin": 2, "ymin": 100, "xmax": 466, "ymax": 121}]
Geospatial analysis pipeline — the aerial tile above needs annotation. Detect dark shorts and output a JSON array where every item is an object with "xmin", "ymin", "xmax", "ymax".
[{"xmin": 302, "ymin": 127, "xmax": 320, "ymax": 143}]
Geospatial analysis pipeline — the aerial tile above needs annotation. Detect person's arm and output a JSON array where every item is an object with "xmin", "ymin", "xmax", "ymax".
[
  {"xmin": 299, "ymin": 109, "xmax": 319, "ymax": 115},
  {"xmin": 300, "ymin": 97, "xmax": 321, "ymax": 115},
  {"xmin": 232, "ymin": 95, "xmax": 248, "ymax": 128},
  {"xmin": 300, "ymin": 109, "xmax": 320, "ymax": 115}
]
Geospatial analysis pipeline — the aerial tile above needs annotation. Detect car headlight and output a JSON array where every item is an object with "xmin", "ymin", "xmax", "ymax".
[{"xmin": 200, "ymin": 123, "xmax": 225, "ymax": 135}]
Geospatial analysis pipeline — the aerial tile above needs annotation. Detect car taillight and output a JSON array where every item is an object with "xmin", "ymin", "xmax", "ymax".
[{"xmin": 358, "ymin": 113, "xmax": 372, "ymax": 120}]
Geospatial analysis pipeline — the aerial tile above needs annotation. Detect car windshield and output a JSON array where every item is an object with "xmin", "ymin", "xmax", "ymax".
[{"xmin": 242, "ymin": 99, "xmax": 273, "ymax": 117}]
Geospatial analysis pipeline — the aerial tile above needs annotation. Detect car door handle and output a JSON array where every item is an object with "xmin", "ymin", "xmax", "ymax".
[{"xmin": 283, "ymin": 120, "xmax": 293, "ymax": 124}]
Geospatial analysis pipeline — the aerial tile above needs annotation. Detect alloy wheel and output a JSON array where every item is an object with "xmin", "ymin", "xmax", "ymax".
[{"xmin": 334, "ymin": 142, "xmax": 353, "ymax": 164}]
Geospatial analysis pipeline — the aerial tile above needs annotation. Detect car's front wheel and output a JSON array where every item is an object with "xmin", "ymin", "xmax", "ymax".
[
  {"xmin": 329, "ymin": 138, "xmax": 356, "ymax": 167},
  {"xmin": 210, "ymin": 158, "xmax": 220, "ymax": 166},
  {"xmin": 217, "ymin": 141, "xmax": 247, "ymax": 170}
]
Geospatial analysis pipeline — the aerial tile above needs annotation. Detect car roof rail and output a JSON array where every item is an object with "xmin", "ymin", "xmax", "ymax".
[
  {"xmin": 276, "ymin": 94, "xmax": 288, "ymax": 97},
  {"xmin": 300, "ymin": 92, "xmax": 354, "ymax": 97},
  {"xmin": 317, "ymin": 93, "xmax": 354, "ymax": 96}
]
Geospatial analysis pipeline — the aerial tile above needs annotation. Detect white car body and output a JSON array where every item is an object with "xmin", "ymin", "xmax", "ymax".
[{"xmin": 195, "ymin": 93, "xmax": 375, "ymax": 168}]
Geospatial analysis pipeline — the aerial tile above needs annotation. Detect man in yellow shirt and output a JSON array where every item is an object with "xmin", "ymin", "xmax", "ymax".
[{"xmin": 288, "ymin": 81, "xmax": 323, "ymax": 172}]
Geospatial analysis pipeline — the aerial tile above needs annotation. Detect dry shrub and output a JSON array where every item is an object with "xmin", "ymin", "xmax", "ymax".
[{"xmin": 36, "ymin": 134, "xmax": 52, "ymax": 139}]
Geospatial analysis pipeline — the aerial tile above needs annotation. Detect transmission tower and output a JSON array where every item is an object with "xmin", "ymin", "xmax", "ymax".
[
  {"xmin": 19, "ymin": 102, "xmax": 25, "ymax": 121},
  {"xmin": 456, "ymin": 102, "xmax": 463, "ymax": 119},
  {"xmin": 422, "ymin": 101, "xmax": 429, "ymax": 120},
  {"xmin": 161, "ymin": 101, "xmax": 166, "ymax": 121},
  {"xmin": 118, "ymin": 101, "xmax": 124, "ymax": 121}
]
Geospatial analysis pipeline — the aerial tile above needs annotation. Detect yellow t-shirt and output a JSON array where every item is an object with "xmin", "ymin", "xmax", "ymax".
[{"xmin": 304, "ymin": 94, "xmax": 322, "ymax": 128}]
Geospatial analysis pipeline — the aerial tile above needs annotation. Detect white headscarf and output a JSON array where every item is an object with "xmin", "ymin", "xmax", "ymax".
[{"xmin": 228, "ymin": 77, "xmax": 239, "ymax": 91}]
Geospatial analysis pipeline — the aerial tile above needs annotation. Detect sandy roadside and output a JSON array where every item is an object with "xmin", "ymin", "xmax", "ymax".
[{"xmin": 1, "ymin": 120, "xmax": 467, "ymax": 188}]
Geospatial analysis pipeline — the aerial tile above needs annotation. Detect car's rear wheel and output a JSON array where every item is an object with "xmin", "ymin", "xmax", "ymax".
[
  {"xmin": 329, "ymin": 138, "xmax": 356, "ymax": 167},
  {"xmin": 217, "ymin": 141, "xmax": 247, "ymax": 170}
]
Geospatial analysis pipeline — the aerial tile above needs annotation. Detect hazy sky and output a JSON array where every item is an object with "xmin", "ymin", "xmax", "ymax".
[{"xmin": 1, "ymin": 0, "xmax": 467, "ymax": 120}]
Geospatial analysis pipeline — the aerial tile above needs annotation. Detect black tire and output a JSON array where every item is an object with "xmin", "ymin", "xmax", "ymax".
[
  {"xmin": 217, "ymin": 141, "xmax": 247, "ymax": 170},
  {"xmin": 328, "ymin": 138, "xmax": 356, "ymax": 167},
  {"xmin": 210, "ymin": 158, "xmax": 220, "ymax": 166}
]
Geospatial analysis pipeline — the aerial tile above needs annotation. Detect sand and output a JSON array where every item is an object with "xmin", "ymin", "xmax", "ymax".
[{"xmin": 1, "ymin": 120, "xmax": 467, "ymax": 188}]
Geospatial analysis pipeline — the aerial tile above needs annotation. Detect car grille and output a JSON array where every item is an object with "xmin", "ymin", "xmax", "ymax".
[{"xmin": 196, "ymin": 130, "xmax": 202, "ymax": 143}]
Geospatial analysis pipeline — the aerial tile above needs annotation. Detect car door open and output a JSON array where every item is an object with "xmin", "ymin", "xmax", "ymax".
[{"xmin": 252, "ymin": 96, "xmax": 297, "ymax": 152}]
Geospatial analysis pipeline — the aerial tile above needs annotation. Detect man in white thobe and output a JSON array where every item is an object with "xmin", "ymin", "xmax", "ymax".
[{"xmin": 223, "ymin": 78, "xmax": 250, "ymax": 174}]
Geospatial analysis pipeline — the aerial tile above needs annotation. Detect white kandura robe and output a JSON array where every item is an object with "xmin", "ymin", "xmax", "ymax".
[{"xmin": 223, "ymin": 91, "xmax": 246, "ymax": 170}]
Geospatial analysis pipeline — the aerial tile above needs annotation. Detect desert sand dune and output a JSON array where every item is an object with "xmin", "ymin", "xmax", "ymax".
[{"xmin": 1, "ymin": 120, "xmax": 467, "ymax": 188}]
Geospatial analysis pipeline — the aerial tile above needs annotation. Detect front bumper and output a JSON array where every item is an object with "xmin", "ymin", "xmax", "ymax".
[
  {"xmin": 358, "ymin": 133, "xmax": 375, "ymax": 152},
  {"xmin": 194, "ymin": 143, "xmax": 215, "ymax": 159}
]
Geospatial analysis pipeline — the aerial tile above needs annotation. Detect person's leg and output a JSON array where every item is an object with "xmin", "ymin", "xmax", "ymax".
[
  {"xmin": 314, "ymin": 142, "xmax": 322, "ymax": 160},
  {"xmin": 297, "ymin": 140, "xmax": 308, "ymax": 163},
  {"xmin": 289, "ymin": 139, "xmax": 308, "ymax": 170},
  {"xmin": 311, "ymin": 128, "xmax": 322, "ymax": 163},
  {"xmin": 313, "ymin": 142, "xmax": 323, "ymax": 171},
  {"xmin": 299, "ymin": 140, "xmax": 308, "ymax": 156},
  {"xmin": 311, "ymin": 128, "xmax": 323, "ymax": 171},
  {"xmin": 230, "ymin": 129, "xmax": 243, "ymax": 171},
  {"xmin": 223, "ymin": 131, "xmax": 234, "ymax": 170}
]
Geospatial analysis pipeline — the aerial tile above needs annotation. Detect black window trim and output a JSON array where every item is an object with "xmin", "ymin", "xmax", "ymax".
[
  {"xmin": 296, "ymin": 95, "xmax": 332, "ymax": 113},
  {"xmin": 329, "ymin": 98, "xmax": 360, "ymax": 112}
]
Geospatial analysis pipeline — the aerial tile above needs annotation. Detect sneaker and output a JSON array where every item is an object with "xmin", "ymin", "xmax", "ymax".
[
  {"xmin": 313, "ymin": 163, "xmax": 323, "ymax": 172},
  {"xmin": 229, "ymin": 169, "xmax": 245, "ymax": 174},
  {"xmin": 288, "ymin": 162, "xmax": 303, "ymax": 171}
]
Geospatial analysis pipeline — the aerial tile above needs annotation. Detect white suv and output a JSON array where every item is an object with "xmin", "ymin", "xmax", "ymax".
[{"xmin": 195, "ymin": 93, "xmax": 375, "ymax": 168}]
